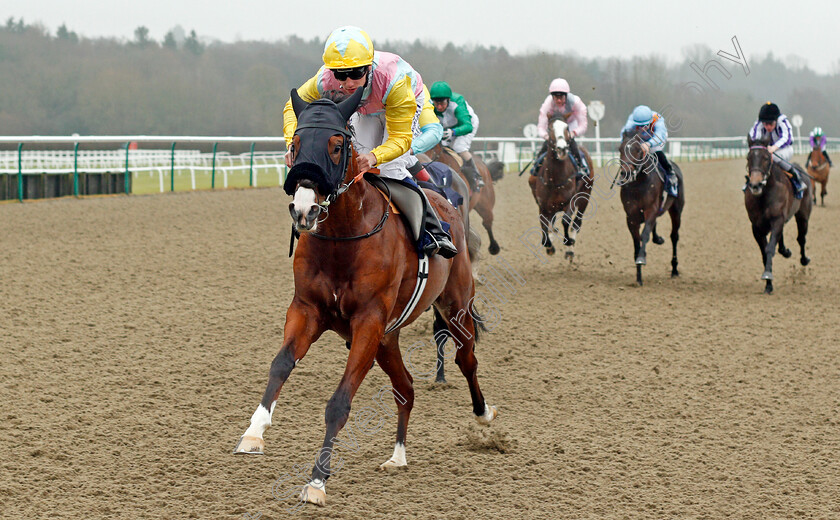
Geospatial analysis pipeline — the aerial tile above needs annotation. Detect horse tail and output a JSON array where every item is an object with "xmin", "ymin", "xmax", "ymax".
[
  {"xmin": 471, "ymin": 309, "xmax": 487, "ymax": 344},
  {"xmin": 487, "ymin": 160, "xmax": 505, "ymax": 182}
]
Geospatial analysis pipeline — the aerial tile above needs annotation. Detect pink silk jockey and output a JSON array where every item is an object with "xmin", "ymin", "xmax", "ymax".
[{"xmin": 537, "ymin": 93, "xmax": 588, "ymax": 140}]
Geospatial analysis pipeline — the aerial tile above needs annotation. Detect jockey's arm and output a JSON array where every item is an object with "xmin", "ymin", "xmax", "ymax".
[
  {"xmin": 373, "ymin": 76, "xmax": 417, "ymax": 165},
  {"xmin": 771, "ymin": 117, "xmax": 792, "ymax": 151},
  {"xmin": 536, "ymin": 96, "xmax": 552, "ymax": 140},
  {"xmin": 569, "ymin": 96, "xmax": 588, "ymax": 137},
  {"xmin": 648, "ymin": 117, "xmax": 668, "ymax": 152},
  {"xmin": 451, "ymin": 99, "xmax": 474, "ymax": 136},
  {"xmin": 283, "ymin": 74, "xmax": 321, "ymax": 143},
  {"xmin": 412, "ymin": 100, "xmax": 443, "ymax": 154}
]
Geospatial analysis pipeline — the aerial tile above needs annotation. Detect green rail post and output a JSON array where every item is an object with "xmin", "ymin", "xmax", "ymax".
[
  {"xmin": 211, "ymin": 142, "xmax": 218, "ymax": 189},
  {"xmin": 17, "ymin": 143, "xmax": 23, "ymax": 202},
  {"xmin": 170, "ymin": 142, "xmax": 176, "ymax": 192},
  {"xmin": 124, "ymin": 142, "xmax": 131, "ymax": 194},
  {"xmin": 73, "ymin": 142, "xmax": 80, "ymax": 197},
  {"xmin": 249, "ymin": 142, "xmax": 255, "ymax": 187}
]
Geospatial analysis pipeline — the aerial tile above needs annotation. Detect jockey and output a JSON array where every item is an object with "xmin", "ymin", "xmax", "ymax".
[
  {"xmin": 807, "ymin": 126, "xmax": 833, "ymax": 167},
  {"xmin": 283, "ymin": 26, "xmax": 457, "ymax": 258},
  {"xmin": 429, "ymin": 81, "xmax": 484, "ymax": 192},
  {"xmin": 621, "ymin": 105, "xmax": 679, "ymax": 198},
  {"xmin": 748, "ymin": 102, "xmax": 807, "ymax": 198},
  {"xmin": 531, "ymin": 78, "xmax": 589, "ymax": 177}
]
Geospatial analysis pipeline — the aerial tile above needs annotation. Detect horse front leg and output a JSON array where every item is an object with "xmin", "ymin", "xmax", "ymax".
[
  {"xmin": 375, "ymin": 333, "xmax": 415, "ymax": 471},
  {"xmin": 668, "ymin": 205, "xmax": 681, "ymax": 277},
  {"xmin": 235, "ymin": 303, "xmax": 324, "ymax": 455},
  {"xmin": 795, "ymin": 212, "xmax": 810, "ymax": 266},
  {"xmin": 476, "ymin": 197, "xmax": 500, "ymax": 255},
  {"xmin": 540, "ymin": 210, "xmax": 555, "ymax": 255},
  {"xmin": 301, "ymin": 317, "xmax": 383, "ymax": 506},
  {"xmin": 762, "ymin": 218, "xmax": 785, "ymax": 294},
  {"xmin": 777, "ymin": 229, "xmax": 792, "ymax": 258},
  {"xmin": 626, "ymin": 215, "xmax": 643, "ymax": 285}
]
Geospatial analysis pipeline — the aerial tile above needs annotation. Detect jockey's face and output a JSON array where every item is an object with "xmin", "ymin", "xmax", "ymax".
[
  {"xmin": 432, "ymin": 98, "xmax": 449, "ymax": 113},
  {"xmin": 763, "ymin": 120, "xmax": 777, "ymax": 132},
  {"xmin": 551, "ymin": 92, "xmax": 567, "ymax": 105}
]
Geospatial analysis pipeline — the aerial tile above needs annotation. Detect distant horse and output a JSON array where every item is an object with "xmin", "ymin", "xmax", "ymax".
[
  {"xmin": 527, "ymin": 117, "xmax": 593, "ymax": 259},
  {"xmin": 233, "ymin": 87, "xmax": 497, "ymax": 506},
  {"xmin": 806, "ymin": 143, "xmax": 830, "ymax": 206},
  {"xmin": 617, "ymin": 128, "xmax": 685, "ymax": 286},
  {"xmin": 422, "ymin": 143, "xmax": 501, "ymax": 255},
  {"xmin": 745, "ymin": 136, "xmax": 812, "ymax": 294}
]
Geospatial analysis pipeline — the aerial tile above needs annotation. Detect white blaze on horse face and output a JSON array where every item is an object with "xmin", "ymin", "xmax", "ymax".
[
  {"xmin": 292, "ymin": 187, "xmax": 319, "ymax": 232},
  {"xmin": 551, "ymin": 120, "xmax": 569, "ymax": 154}
]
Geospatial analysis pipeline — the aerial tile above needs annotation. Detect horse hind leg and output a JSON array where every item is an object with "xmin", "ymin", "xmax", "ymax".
[
  {"xmin": 433, "ymin": 308, "xmax": 449, "ymax": 383},
  {"xmin": 796, "ymin": 212, "xmax": 810, "ymax": 266},
  {"xmin": 669, "ymin": 206, "xmax": 681, "ymax": 277},
  {"xmin": 375, "ymin": 334, "xmax": 415, "ymax": 471},
  {"xmin": 476, "ymin": 199, "xmax": 500, "ymax": 255},
  {"xmin": 443, "ymin": 305, "xmax": 497, "ymax": 425}
]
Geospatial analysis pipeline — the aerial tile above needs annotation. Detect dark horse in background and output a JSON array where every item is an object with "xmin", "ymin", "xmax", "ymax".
[
  {"xmin": 745, "ymin": 136, "xmax": 812, "ymax": 294},
  {"xmin": 233, "ymin": 87, "xmax": 497, "ymax": 506},
  {"xmin": 422, "ymin": 143, "xmax": 501, "ymax": 256},
  {"xmin": 617, "ymin": 128, "xmax": 685, "ymax": 286},
  {"xmin": 806, "ymin": 141, "xmax": 830, "ymax": 206},
  {"xmin": 527, "ymin": 117, "xmax": 593, "ymax": 259}
]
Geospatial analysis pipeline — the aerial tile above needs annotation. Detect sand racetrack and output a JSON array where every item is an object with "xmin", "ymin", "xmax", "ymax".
[{"xmin": 1, "ymin": 157, "xmax": 839, "ymax": 519}]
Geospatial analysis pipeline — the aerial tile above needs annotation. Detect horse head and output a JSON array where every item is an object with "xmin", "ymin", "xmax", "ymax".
[
  {"xmin": 745, "ymin": 135, "xmax": 773, "ymax": 196},
  {"xmin": 284, "ymin": 87, "xmax": 364, "ymax": 232},
  {"xmin": 618, "ymin": 127, "xmax": 655, "ymax": 182},
  {"xmin": 549, "ymin": 118, "xmax": 571, "ymax": 160}
]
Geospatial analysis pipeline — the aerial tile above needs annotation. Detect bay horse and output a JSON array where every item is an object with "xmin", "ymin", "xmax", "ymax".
[
  {"xmin": 527, "ymin": 118, "xmax": 593, "ymax": 259},
  {"xmin": 422, "ymin": 143, "xmax": 501, "ymax": 255},
  {"xmin": 745, "ymin": 136, "xmax": 812, "ymax": 294},
  {"xmin": 806, "ymin": 143, "xmax": 830, "ymax": 206},
  {"xmin": 233, "ymin": 87, "xmax": 497, "ymax": 507},
  {"xmin": 617, "ymin": 128, "xmax": 685, "ymax": 286}
]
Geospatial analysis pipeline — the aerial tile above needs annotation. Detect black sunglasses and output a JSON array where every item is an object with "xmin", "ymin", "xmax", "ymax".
[
  {"xmin": 333, "ymin": 67, "xmax": 368, "ymax": 81},
  {"xmin": 550, "ymin": 92, "xmax": 567, "ymax": 98}
]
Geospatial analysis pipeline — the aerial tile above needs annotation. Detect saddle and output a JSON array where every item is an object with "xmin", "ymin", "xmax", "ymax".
[{"xmin": 442, "ymin": 146, "xmax": 463, "ymax": 167}]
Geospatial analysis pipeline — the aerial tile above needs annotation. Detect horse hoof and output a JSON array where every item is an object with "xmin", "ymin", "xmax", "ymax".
[
  {"xmin": 801, "ymin": 256, "xmax": 811, "ymax": 266},
  {"xmin": 379, "ymin": 459, "xmax": 407, "ymax": 472},
  {"xmin": 233, "ymin": 435, "xmax": 265, "ymax": 455},
  {"xmin": 300, "ymin": 482, "xmax": 326, "ymax": 507},
  {"xmin": 761, "ymin": 271, "xmax": 774, "ymax": 281},
  {"xmin": 653, "ymin": 235, "xmax": 665, "ymax": 245},
  {"xmin": 671, "ymin": 270, "xmax": 679, "ymax": 278},
  {"xmin": 764, "ymin": 285, "xmax": 773, "ymax": 295},
  {"xmin": 780, "ymin": 248, "xmax": 792, "ymax": 258},
  {"xmin": 635, "ymin": 257, "xmax": 646, "ymax": 265},
  {"xmin": 488, "ymin": 242, "xmax": 500, "ymax": 255},
  {"xmin": 565, "ymin": 251, "xmax": 575, "ymax": 261},
  {"xmin": 564, "ymin": 238, "xmax": 576, "ymax": 246},
  {"xmin": 546, "ymin": 247, "xmax": 556, "ymax": 256},
  {"xmin": 475, "ymin": 404, "xmax": 498, "ymax": 426},
  {"xmin": 434, "ymin": 376, "xmax": 447, "ymax": 384}
]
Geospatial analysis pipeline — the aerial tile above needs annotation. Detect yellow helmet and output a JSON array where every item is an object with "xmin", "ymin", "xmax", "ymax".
[{"xmin": 322, "ymin": 26, "xmax": 374, "ymax": 69}]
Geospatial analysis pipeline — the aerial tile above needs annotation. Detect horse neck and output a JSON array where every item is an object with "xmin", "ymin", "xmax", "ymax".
[
  {"xmin": 812, "ymin": 145, "xmax": 825, "ymax": 162},
  {"xmin": 317, "ymin": 163, "xmax": 384, "ymax": 238},
  {"xmin": 541, "ymin": 149, "xmax": 573, "ymax": 184}
]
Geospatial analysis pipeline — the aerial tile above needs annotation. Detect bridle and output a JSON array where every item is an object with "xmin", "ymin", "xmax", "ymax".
[
  {"xmin": 619, "ymin": 137, "xmax": 656, "ymax": 182},
  {"xmin": 746, "ymin": 144, "xmax": 772, "ymax": 190}
]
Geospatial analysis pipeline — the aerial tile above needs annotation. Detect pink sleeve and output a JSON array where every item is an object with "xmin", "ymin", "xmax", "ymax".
[
  {"xmin": 570, "ymin": 97, "xmax": 588, "ymax": 137},
  {"xmin": 537, "ymin": 96, "xmax": 553, "ymax": 139}
]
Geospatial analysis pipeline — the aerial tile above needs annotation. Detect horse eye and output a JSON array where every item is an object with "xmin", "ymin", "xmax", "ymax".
[{"xmin": 333, "ymin": 145, "xmax": 341, "ymax": 154}]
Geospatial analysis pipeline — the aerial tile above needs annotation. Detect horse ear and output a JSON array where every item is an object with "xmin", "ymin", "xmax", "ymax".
[
  {"xmin": 290, "ymin": 89, "xmax": 308, "ymax": 118},
  {"xmin": 337, "ymin": 83, "xmax": 365, "ymax": 121}
]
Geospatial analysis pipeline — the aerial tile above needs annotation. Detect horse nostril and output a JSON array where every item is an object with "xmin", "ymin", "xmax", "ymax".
[
  {"xmin": 306, "ymin": 207, "xmax": 320, "ymax": 221},
  {"xmin": 288, "ymin": 202, "xmax": 299, "ymax": 220}
]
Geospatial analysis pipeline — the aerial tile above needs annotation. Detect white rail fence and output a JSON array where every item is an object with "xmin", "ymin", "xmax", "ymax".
[{"xmin": 0, "ymin": 135, "xmax": 837, "ymax": 197}]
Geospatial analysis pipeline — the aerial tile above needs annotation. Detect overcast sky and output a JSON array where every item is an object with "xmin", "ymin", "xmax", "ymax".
[{"xmin": 4, "ymin": 0, "xmax": 838, "ymax": 74}]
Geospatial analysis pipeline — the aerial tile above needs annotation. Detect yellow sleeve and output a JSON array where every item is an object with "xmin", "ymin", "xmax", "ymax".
[
  {"xmin": 283, "ymin": 73, "xmax": 322, "ymax": 143},
  {"xmin": 372, "ymin": 76, "xmax": 417, "ymax": 165},
  {"xmin": 418, "ymin": 85, "xmax": 438, "ymax": 128}
]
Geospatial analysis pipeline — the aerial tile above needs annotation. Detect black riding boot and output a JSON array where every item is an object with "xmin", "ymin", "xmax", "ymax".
[
  {"xmin": 825, "ymin": 150, "xmax": 833, "ymax": 167},
  {"xmin": 419, "ymin": 189, "xmax": 458, "ymax": 258},
  {"xmin": 568, "ymin": 138, "xmax": 588, "ymax": 178},
  {"xmin": 655, "ymin": 150, "xmax": 678, "ymax": 197},
  {"xmin": 787, "ymin": 164, "xmax": 807, "ymax": 199},
  {"xmin": 462, "ymin": 157, "xmax": 484, "ymax": 192}
]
